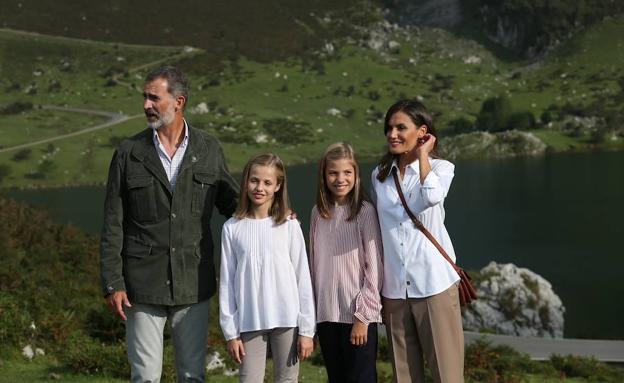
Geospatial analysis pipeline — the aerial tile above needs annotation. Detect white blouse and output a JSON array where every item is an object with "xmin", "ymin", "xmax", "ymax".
[
  {"xmin": 371, "ymin": 158, "xmax": 460, "ymax": 299},
  {"xmin": 219, "ymin": 217, "xmax": 315, "ymax": 341}
]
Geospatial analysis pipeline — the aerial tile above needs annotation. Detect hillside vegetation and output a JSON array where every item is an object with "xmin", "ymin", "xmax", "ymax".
[
  {"xmin": 0, "ymin": 1, "xmax": 623, "ymax": 189},
  {"xmin": 2, "ymin": 196, "xmax": 623, "ymax": 382}
]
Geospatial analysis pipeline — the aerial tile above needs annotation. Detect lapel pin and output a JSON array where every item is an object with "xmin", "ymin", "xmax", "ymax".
[{"xmin": 192, "ymin": 156, "xmax": 197, "ymax": 163}]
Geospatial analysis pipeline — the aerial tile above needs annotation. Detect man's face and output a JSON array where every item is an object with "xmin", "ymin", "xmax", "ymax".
[{"xmin": 143, "ymin": 78, "xmax": 176, "ymax": 130}]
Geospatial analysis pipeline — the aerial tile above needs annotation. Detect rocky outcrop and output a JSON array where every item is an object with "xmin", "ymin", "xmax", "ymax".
[
  {"xmin": 439, "ymin": 130, "xmax": 547, "ymax": 160},
  {"xmin": 463, "ymin": 262, "xmax": 565, "ymax": 338},
  {"xmin": 384, "ymin": 0, "xmax": 462, "ymax": 29}
]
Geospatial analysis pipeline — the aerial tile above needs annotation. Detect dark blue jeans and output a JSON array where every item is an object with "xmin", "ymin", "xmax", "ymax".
[{"xmin": 317, "ymin": 321, "xmax": 378, "ymax": 383}]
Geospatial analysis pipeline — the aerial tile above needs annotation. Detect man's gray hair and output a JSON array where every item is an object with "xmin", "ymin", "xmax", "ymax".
[{"xmin": 145, "ymin": 66, "xmax": 190, "ymax": 109}]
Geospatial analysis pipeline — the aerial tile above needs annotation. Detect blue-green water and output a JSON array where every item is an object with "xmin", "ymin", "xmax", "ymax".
[{"xmin": 7, "ymin": 150, "xmax": 624, "ymax": 339}]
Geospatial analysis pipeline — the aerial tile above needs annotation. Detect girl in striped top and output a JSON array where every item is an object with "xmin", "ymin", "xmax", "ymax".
[
  {"xmin": 309, "ymin": 142, "xmax": 383, "ymax": 383},
  {"xmin": 219, "ymin": 153, "xmax": 315, "ymax": 383}
]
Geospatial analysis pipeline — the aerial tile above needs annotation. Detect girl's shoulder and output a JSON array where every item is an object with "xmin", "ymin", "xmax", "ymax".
[
  {"xmin": 357, "ymin": 200, "xmax": 378, "ymax": 221},
  {"xmin": 431, "ymin": 158, "xmax": 455, "ymax": 173}
]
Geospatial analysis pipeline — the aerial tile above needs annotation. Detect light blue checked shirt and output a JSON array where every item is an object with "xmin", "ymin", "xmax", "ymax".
[{"xmin": 152, "ymin": 120, "xmax": 189, "ymax": 189}]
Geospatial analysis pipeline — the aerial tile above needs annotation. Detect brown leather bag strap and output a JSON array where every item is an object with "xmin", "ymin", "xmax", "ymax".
[{"xmin": 391, "ymin": 168, "xmax": 461, "ymax": 273}]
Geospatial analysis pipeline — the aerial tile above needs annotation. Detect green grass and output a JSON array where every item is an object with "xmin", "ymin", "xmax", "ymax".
[
  {"xmin": 0, "ymin": 354, "xmax": 592, "ymax": 383},
  {"xmin": 0, "ymin": 108, "xmax": 108, "ymax": 147}
]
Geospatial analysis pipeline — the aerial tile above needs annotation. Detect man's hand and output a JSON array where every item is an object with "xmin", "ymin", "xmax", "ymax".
[
  {"xmin": 298, "ymin": 335, "xmax": 313, "ymax": 360},
  {"xmin": 227, "ymin": 338, "xmax": 246, "ymax": 364},
  {"xmin": 105, "ymin": 291, "xmax": 132, "ymax": 321},
  {"xmin": 350, "ymin": 318, "xmax": 368, "ymax": 346}
]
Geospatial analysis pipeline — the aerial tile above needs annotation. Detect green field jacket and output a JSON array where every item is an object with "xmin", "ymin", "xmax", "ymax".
[{"xmin": 99, "ymin": 125, "xmax": 239, "ymax": 305}]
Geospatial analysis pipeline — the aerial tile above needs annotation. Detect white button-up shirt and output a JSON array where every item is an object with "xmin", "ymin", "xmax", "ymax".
[
  {"xmin": 371, "ymin": 158, "xmax": 460, "ymax": 299},
  {"xmin": 152, "ymin": 120, "xmax": 189, "ymax": 189}
]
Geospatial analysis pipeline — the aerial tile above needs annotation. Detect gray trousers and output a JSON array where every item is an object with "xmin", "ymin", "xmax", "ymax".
[
  {"xmin": 126, "ymin": 300, "xmax": 209, "ymax": 383},
  {"xmin": 239, "ymin": 327, "xmax": 299, "ymax": 383}
]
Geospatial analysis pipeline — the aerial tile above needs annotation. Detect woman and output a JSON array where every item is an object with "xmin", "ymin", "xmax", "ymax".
[{"xmin": 371, "ymin": 99, "xmax": 464, "ymax": 383}]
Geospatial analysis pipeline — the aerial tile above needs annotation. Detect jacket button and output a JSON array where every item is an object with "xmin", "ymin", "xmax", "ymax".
[
  {"xmin": 407, "ymin": 281, "xmax": 411, "ymax": 286},
  {"xmin": 166, "ymin": 280, "xmax": 171, "ymax": 285},
  {"xmin": 171, "ymin": 213, "xmax": 176, "ymax": 219},
  {"xmin": 171, "ymin": 247, "xmax": 176, "ymax": 253}
]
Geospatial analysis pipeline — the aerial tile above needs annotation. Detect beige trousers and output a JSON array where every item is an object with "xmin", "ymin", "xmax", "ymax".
[
  {"xmin": 239, "ymin": 327, "xmax": 299, "ymax": 383},
  {"xmin": 383, "ymin": 284, "xmax": 464, "ymax": 383}
]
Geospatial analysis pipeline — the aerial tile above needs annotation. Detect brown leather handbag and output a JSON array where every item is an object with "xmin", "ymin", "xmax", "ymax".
[{"xmin": 392, "ymin": 168, "xmax": 477, "ymax": 306}]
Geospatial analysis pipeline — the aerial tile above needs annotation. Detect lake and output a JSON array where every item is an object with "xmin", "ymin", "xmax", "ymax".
[{"xmin": 7, "ymin": 150, "xmax": 624, "ymax": 339}]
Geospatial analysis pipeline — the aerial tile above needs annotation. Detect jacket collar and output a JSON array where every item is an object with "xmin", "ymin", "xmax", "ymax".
[{"xmin": 129, "ymin": 122, "xmax": 206, "ymax": 195}]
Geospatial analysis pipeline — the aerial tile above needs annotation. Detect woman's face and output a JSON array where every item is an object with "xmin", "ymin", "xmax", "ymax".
[{"xmin": 386, "ymin": 111, "xmax": 426, "ymax": 155}]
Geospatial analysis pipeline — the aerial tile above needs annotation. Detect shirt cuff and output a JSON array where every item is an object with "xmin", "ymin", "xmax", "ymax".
[{"xmin": 354, "ymin": 312, "xmax": 370, "ymax": 326}]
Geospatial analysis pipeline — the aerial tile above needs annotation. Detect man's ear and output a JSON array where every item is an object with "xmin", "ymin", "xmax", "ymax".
[{"xmin": 175, "ymin": 95, "xmax": 186, "ymax": 112}]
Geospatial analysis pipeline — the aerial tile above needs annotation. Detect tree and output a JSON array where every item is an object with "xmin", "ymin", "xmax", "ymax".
[
  {"xmin": 0, "ymin": 164, "xmax": 11, "ymax": 184},
  {"xmin": 476, "ymin": 96, "xmax": 512, "ymax": 132}
]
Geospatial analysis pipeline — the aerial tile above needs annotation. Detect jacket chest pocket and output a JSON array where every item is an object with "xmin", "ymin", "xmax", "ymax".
[
  {"xmin": 192, "ymin": 172, "xmax": 217, "ymax": 216},
  {"xmin": 127, "ymin": 176, "xmax": 158, "ymax": 223}
]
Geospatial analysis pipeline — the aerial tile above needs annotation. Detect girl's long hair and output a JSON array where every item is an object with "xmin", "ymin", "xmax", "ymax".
[
  {"xmin": 377, "ymin": 99, "xmax": 440, "ymax": 182},
  {"xmin": 316, "ymin": 142, "xmax": 366, "ymax": 221},
  {"xmin": 234, "ymin": 153, "xmax": 289, "ymax": 225}
]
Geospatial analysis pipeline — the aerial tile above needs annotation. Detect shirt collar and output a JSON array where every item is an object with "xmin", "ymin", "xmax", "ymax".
[
  {"xmin": 152, "ymin": 119, "xmax": 189, "ymax": 148},
  {"xmin": 391, "ymin": 157, "xmax": 419, "ymax": 174}
]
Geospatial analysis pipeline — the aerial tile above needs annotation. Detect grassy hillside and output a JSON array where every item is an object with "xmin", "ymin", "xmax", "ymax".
[{"xmin": 1, "ymin": 4, "xmax": 623, "ymax": 188}]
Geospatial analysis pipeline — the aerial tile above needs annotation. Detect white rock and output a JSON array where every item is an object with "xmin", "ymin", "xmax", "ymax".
[
  {"xmin": 463, "ymin": 55, "xmax": 482, "ymax": 65},
  {"xmin": 463, "ymin": 262, "xmax": 565, "ymax": 338},
  {"xmin": 224, "ymin": 368, "xmax": 239, "ymax": 376},
  {"xmin": 22, "ymin": 345, "xmax": 34, "ymax": 360},
  {"xmin": 254, "ymin": 133, "xmax": 268, "ymax": 144},
  {"xmin": 205, "ymin": 351, "xmax": 224, "ymax": 371},
  {"xmin": 324, "ymin": 43, "xmax": 335, "ymax": 55},
  {"xmin": 326, "ymin": 108, "xmax": 342, "ymax": 117}
]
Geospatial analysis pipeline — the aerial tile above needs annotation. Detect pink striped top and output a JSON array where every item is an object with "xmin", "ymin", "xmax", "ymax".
[{"xmin": 309, "ymin": 201, "xmax": 383, "ymax": 325}]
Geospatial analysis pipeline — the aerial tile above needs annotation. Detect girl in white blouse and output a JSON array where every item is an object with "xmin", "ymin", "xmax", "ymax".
[
  {"xmin": 372, "ymin": 100, "xmax": 464, "ymax": 383},
  {"xmin": 309, "ymin": 142, "xmax": 383, "ymax": 383},
  {"xmin": 219, "ymin": 153, "xmax": 315, "ymax": 383}
]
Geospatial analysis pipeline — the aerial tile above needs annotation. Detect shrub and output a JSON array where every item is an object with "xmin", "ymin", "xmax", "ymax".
[
  {"xmin": 448, "ymin": 117, "xmax": 475, "ymax": 135},
  {"xmin": 507, "ymin": 111, "xmax": 537, "ymax": 130},
  {"xmin": 0, "ymin": 101, "xmax": 33, "ymax": 115},
  {"xmin": 11, "ymin": 148, "xmax": 32, "ymax": 162},
  {"xmin": 476, "ymin": 96, "xmax": 512, "ymax": 132},
  {"xmin": 0, "ymin": 291, "xmax": 34, "ymax": 347},
  {"xmin": 58, "ymin": 331, "xmax": 128, "ymax": 377},
  {"xmin": 0, "ymin": 164, "xmax": 11, "ymax": 184},
  {"xmin": 262, "ymin": 118, "xmax": 316, "ymax": 145},
  {"xmin": 465, "ymin": 338, "xmax": 556, "ymax": 382},
  {"xmin": 550, "ymin": 354, "xmax": 624, "ymax": 382}
]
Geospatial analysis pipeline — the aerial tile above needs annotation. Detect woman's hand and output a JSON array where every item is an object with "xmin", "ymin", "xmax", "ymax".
[
  {"xmin": 415, "ymin": 133, "xmax": 436, "ymax": 158},
  {"xmin": 227, "ymin": 338, "xmax": 246, "ymax": 364},
  {"xmin": 350, "ymin": 318, "xmax": 369, "ymax": 346},
  {"xmin": 298, "ymin": 335, "xmax": 314, "ymax": 360}
]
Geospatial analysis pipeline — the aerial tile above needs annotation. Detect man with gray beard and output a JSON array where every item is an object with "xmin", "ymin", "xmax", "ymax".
[{"xmin": 100, "ymin": 66, "xmax": 239, "ymax": 382}]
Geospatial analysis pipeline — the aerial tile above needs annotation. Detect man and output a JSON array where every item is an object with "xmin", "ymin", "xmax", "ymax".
[{"xmin": 100, "ymin": 66, "xmax": 239, "ymax": 382}]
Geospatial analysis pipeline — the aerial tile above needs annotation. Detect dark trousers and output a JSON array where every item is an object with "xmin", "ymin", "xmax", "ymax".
[{"xmin": 317, "ymin": 321, "xmax": 378, "ymax": 383}]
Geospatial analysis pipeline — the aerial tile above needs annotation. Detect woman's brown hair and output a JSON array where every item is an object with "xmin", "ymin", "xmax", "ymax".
[
  {"xmin": 316, "ymin": 142, "xmax": 366, "ymax": 221},
  {"xmin": 377, "ymin": 99, "xmax": 440, "ymax": 182},
  {"xmin": 234, "ymin": 153, "xmax": 289, "ymax": 225}
]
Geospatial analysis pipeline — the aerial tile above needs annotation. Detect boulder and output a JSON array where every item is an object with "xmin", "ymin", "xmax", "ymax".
[
  {"xmin": 463, "ymin": 262, "xmax": 565, "ymax": 338},
  {"xmin": 439, "ymin": 130, "xmax": 547, "ymax": 160}
]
